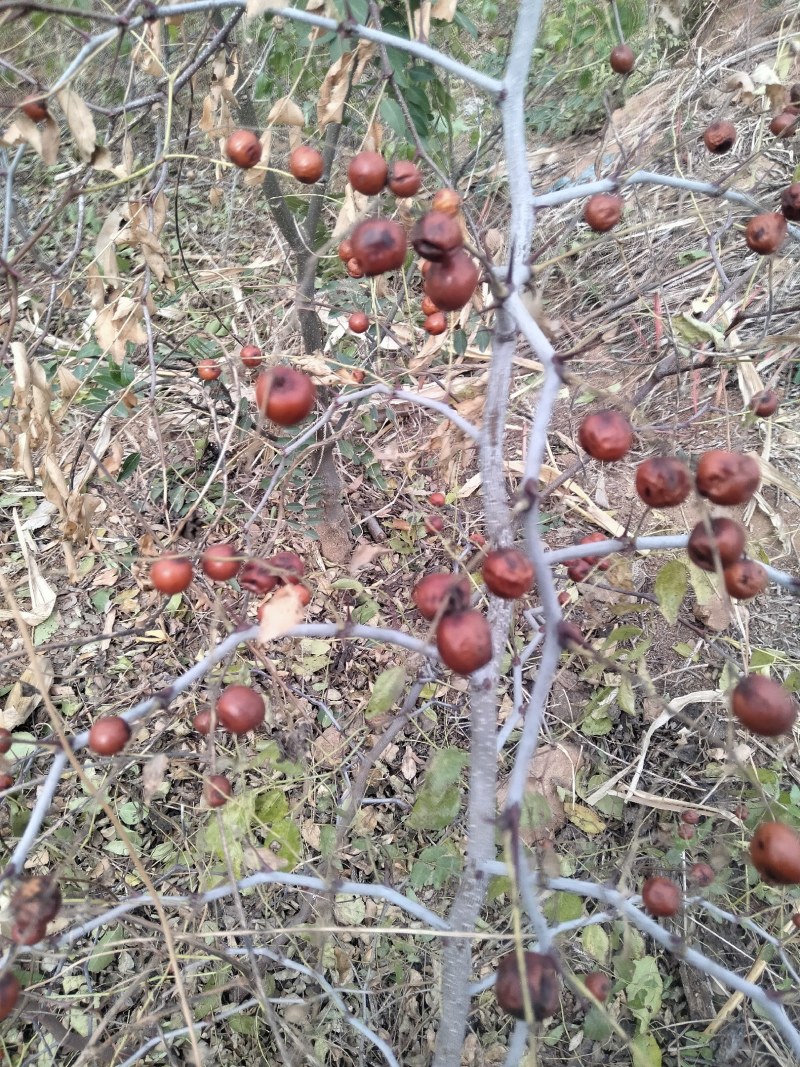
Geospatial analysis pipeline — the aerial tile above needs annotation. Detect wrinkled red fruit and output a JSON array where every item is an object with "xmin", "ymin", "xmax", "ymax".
[
  {"xmin": 703, "ymin": 120, "xmax": 737, "ymax": 153},
  {"xmin": 642, "ymin": 875, "xmax": 681, "ymax": 917},
  {"xmin": 689, "ymin": 863, "xmax": 715, "ymax": 887},
  {"xmin": 239, "ymin": 559, "xmax": 279, "ymax": 595},
  {"xmin": 567, "ymin": 559, "xmax": 591, "ymax": 583},
  {"xmin": 89, "ymin": 716, "xmax": 131, "ymax": 756},
  {"xmin": 695, "ymin": 450, "xmax": 760, "ymax": 505},
  {"xmin": 750, "ymin": 822, "xmax": 800, "ymax": 884},
  {"xmin": 150, "ymin": 556, "xmax": 193, "ymax": 595},
  {"xmin": 745, "ymin": 213, "xmax": 787, "ymax": 255},
  {"xmin": 482, "ymin": 548, "xmax": 534, "ymax": 599},
  {"xmin": 338, "ymin": 239, "xmax": 353, "ymax": 262},
  {"xmin": 583, "ymin": 972, "xmax": 611, "ymax": 1002},
  {"xmin": 421, "ymin": 294, "xmax": 439, "ymax": 316},
  {"xmin": 609, "ymin": 44, "xmax": 635, "ymax": 74},
  {"xmin": 204, "ymin": 774, "xmax": 232, "ymax": 807},
  {"xmin": 678, "ymin": 824, "xmax": 695, "ymax": 841},
  {"xmin": 350, "ymin": 218, "xmax": 408, "ymax": 276},
  {"xmin": 388, "ymin": 160, "xmax": 422, "ymax": 197},
  {"xmin": 635, "ymin": 456, "xmax": 692, "ymax": 508},
  {"xmin": 0, "ymin": 971, "xmax": 20, "ymax": 1021},
  {"xmin": 289, "ymin": 145, "xmax": 324, "ymax": 184},
  {"xmin": 267, "ymin": 551, "xmax": 305, "ymax": 583},
  {"xmin": 731, "ymin": 675, "xmax": 797, "ymax": 736},
  {"xmin": 225, "ymin": 129, "xmax": 262, "ymax": 169},
  {"xmin": 201, "ymin": 543, "xmax": 241, "ymax": 582},
  {"xmin": 723, "ymin": 559, "xmax": 767, "ymax": 600},
  {"xmin": 583, "ymin": 193, "xmax": 623, "ymax": 232},
  {"xmin": 255, "ymin": 366, "xmax": 316, "ymax": 426},
  {"xmin": 424, "ymin": 250, "xmax": 479, "ymax": 311},
  {"xmin": 494, "ymin": 951, "xmax": 560, "ymax": 1020},
  {"xmin": 347, "ymin": 151, "xmax": 388, "ymax": 196},
  {"xmin": 687, "ymin": 517, "xmax": 746, "ymax": 571},
  {"xmin": 345, "ymin": 257, "xmax": 364, "ymax": 278},
  {"xmin": 436, "ymin": 610, "xmax": 492, "ymax": 674},
  {"xmin": 411, "ymin": 211, "xmax": 463, "ymax": 262},
  {"xmin": 578, "ymin": 410, "xmax": 633, "ymax": 461},
  {"xmin": 750, "ymin": 389, "xmax": 779, "ymax": 417},
  {"xmin": 216, "ymin": 684, "xmax": 265, "ymax": 734}
]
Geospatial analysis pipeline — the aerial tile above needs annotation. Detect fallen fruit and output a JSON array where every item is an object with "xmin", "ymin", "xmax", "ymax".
[
  {"xmin": 567, "ymin": 559, "xmax": 591, "ymax": 583},
  {"xmin": 583, "ymin": 193, "xmax": 623, "ymax": 232},
  {"xmin": 425, "ymin": 514, "xmax": 444, "ymax": 534},
  {"xmin": 239, "ymin": 559, "xmax": 279, "ymax": 594},
  {"xmin": 642, "ymin": 875, "xmax": 681, "ymax": 917},
  {"xmin": 436, "ymin": 610, "xmax": 492, "ymax": 674},
  {"xmin": 578, "ymin": 532, "xmax": 611, "ymax": 571},
  {"xmin": 226, "ymin": 129, "xmax": 262, "ymax": 169},
  {"xmin": 703, "ymin": 120, "xmax": 737, "ymax": 153},
  {"xmin": 578, "ymin": 410, "xmax": 633, "ymax": 461},
  {"xmin": 89, "ymin": 715, "xmax": 131, "ymax": 756},
  {"xmin": 695, "ymin": 450, "xmax": 760, "ymax": 505},
  {"xmin": 769, "ymin": 111, "xmax": 798, "ymax": 138},
  {"xmin": 635, "ymin": 456, "xmax": 692, "ymax": 508},
  {"xmin": 750, "ymin": 389, "xmax": 779, "ymax": 417},
  {"xmin": 750, "ymin": 821, "xmax": 800, "ymax": 884},
  {"xmin": 482, "ymin": 547, "xmax": 534, "ymax": 599},
  {"xmin": 255, "ymin": 366, "xmax": 316, "ymax": 425},
  {"xmin": 494, "ymin": 951, "xmax": 560, "ymax": 1020},
  {"xmin": 216, "ymin": 684, "xmax": 265, "ymax": 734},
  {"xmin": 781, "ymin": 183, "xmax": 800, "ymax": 221},
  {"xmin": 731, "ymin": 675, "xmax": 797, "ymax": 736}
]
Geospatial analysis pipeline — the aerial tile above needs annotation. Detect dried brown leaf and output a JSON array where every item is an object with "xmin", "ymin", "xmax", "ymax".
[{"xmin": 56, "ymin": 87, "xmax": 96, "ymax": 161}]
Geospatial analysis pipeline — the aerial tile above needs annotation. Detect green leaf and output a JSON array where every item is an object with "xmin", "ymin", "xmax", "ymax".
[
  {"xmin": 408, "ymin": 748, "xmax": 468, "ymax": 830},
  {"xmin": 654, "ymin": 559, "xmax": 688, "ymax": 625},
  {"xmin": 409, "ymin": 841, "xmax": 462, "ymax": 889},
  {"xmin": 544, "ymin": 891, "xmax": 584, "ymax": 923},
  {"xmin": 366, "ymin": 666, "xmax": 407, "ymax": 717},
  {"xmin": 621, "ymin": 956, "xmax": 663, "ymax": 1031},
  {"xmin": 582, "ymin": 923, "xmax": 610, "ymax": 964},
  {"xmin": 631, "ymin": 1033, "xmax": 662, "ymax": 1067},
  {"xmin": 583, "ymin": 1004, "xmax": 614, "ymax": 1041},
  {"xmin": 380, "ymin": 97, "xmax": 407, "ymax": 139},
  {"xmin": 88, "ymin": 925, "xmax": 125, "ymax": 973},
  {"xmin": 687, "ymin": 561, "xmax": 718, "ymax": 606}
]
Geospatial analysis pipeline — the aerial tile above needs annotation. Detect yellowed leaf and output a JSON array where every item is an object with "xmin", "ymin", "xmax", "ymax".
[
  {"xmin": 564, "ymin": 802, "xmax": 606, "ymax": 835},
  {"xmin": 257, "ymin": 584, "xmax": 306, "ymax": 642},
  {"xmin": 1, "ymin": 659, "xmax": 55, "ymax": 730},
  {"xmin": 56, "ymin": 87, "xmax": 96, "ymax": 161}
]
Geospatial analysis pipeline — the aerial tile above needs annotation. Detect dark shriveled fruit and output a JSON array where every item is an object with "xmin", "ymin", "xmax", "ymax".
[
  {"xmin": 703, "ymin": 120, "xmax": 737, "ymax": 154},
  {"xmin": 687, "ymin": 517, "xmax": 746, "ymax": 571},
  {"xmin": 482, "ymin": 548, "xmax": 534, "ymax": 599},
  {"xmin": 609, "ymin": 44, "xmax": 635, "ymax": 74},
  {"xmin": 239, "ymin": 559, "xmax": 278, "ymax": 595},
  {"xmin": 436, "ymin": 610, "xmax": 492, "ymax": 674},
  {"xmin": 745, "ymin": 213, "xmax": 787, "ymax": 255},
  {"xmin": 750, "ymin": 389, "xmax": 779, "ymax": 417},
  {"xmin": 89, "ymin": 716, "xmax": 131, "ymax": 756},
  {"xmin": 583, "ymin": 193, "xmax": 623, "ymax": 232},
  {"xmin": 413, "ymin": 573, "xmax": 472, "ymax": 619},
  {"xmin": 689, "ymin": 863, "xmax": 715, "ymax": 887},
  {"xmin": 642, "ymin": 876, "xmax": 681, "ymax": 917},
  {"xmin": 11, "ymin": 877, "xmax": 61, "ymax": 945},
  {"xmin": 225, "ymin": 130, "xmax": 262, "ymax": 169},
  {"xmin": 695, "ymin": 450, "xmax": 760, "ymax": 505},
  {"xmin": 567, "ymin": 559, "xmax": 591, "ymax": 583},
  {"xmin": 781, "ymin": 183, "xmax": 800, "ymax": 221},
  {"xmin": 750, "ymin": 822, "xmax": 800, "ymax": 884},
  {"xmin": 0, "ymin": 728, "xmax": 12, "ymax": 754},
  {"xmin": 723, "ymin": 559, "xmax": 768, "ymax": 600},
  {"xmin": 255, "ymin": 367, "xmax": 316, "ymax": 426},
  {"xmin": 578, "ymin": 410, "xmax": 633, "ymax": 461},
  {"xmin": 424, "ymin": 250, "xmax": 479, "ymax": 311},
  {"xmin": 347, "ymin": 151, "xmax": 388, "ymax": 196},
  {"xmin": 731, "ymin": 675, "xmax": 797, "ymax": 736},
  {"xmin": 350, "ymin": 218, "xmax": 408, "ymax": 275},
  {"xmin": 411, "ymin": 211, "xmax": 463, "ymax": 262},
  {"xmin": 0, "ymin": 773, "xmax": 13, "ymax": 791},
  {"xmin": 216, "ymin": 685, "xmax": 265, "ymax": 734},
  {"xmin": 0, "ymin": 971, "xmax": 20, "ymax": 1022},
  {"xmin": 495, "ymin": 951, "xmax": 560, "ymax": 1020},
  {"xmin": 635, "ymin": 456, "xmax": 692, "ymax": 508}
]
